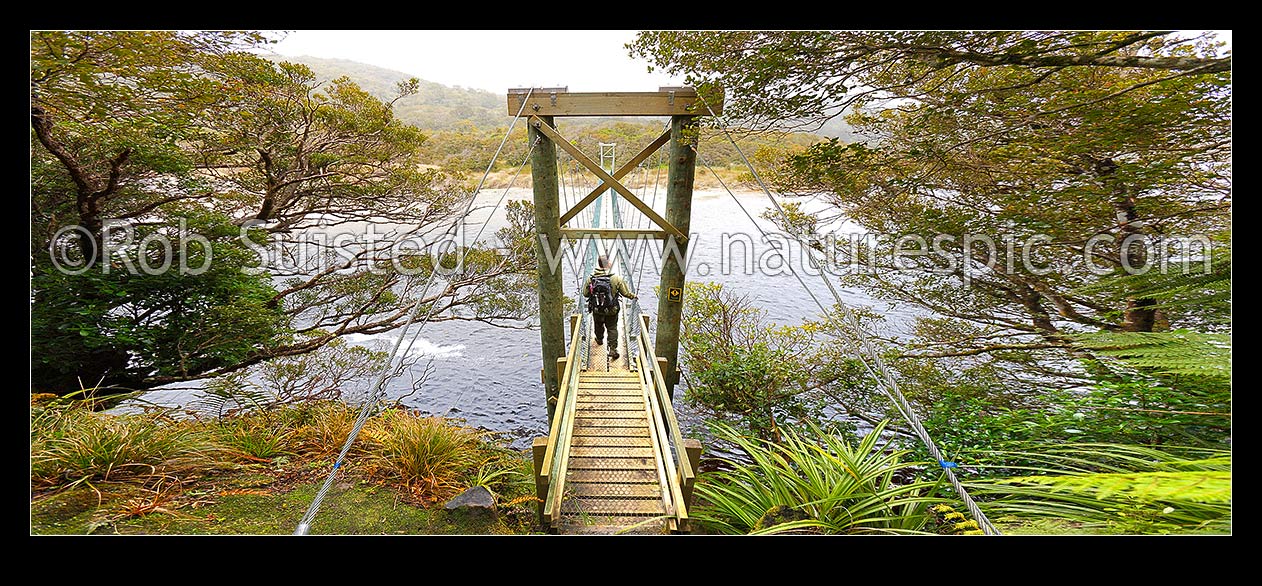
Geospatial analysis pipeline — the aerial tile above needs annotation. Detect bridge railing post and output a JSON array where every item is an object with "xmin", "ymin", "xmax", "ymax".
[
  {"xmin": 682, "ymin": 439, "xmax": 702, "ymax": 513},
  {"xmin": 531, "ymin": 436, "xmax": 548, "ymax": 526}
]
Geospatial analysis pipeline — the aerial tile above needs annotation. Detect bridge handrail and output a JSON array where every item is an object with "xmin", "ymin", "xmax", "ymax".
[
  {"xmin": 635, "ymin": 313, "xmax": 694, "ymax": 529},
  {"xmin": 541, "ymin": 314, "xmax": 583, "ymax": 524}
]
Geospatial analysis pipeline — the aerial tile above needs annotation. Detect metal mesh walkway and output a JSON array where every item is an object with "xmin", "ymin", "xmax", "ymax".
[{"xmin": 555, "ymin": 338, "xmax": 670, "ymax": 534}]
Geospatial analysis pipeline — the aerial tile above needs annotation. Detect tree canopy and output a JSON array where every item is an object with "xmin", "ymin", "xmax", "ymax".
[
  {"xmin": 31, "ymin": 31, "xmax": 537, "ymax": 396},
  {"xmin": 631, "ymin": 30, "xmax": 1231, "ymax": 447}
]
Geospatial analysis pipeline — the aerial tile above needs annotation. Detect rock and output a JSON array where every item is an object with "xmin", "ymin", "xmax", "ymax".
[
  {"xmin": 446, "ymin": 484, "xmax": 494, "ymax": 512},
  {"xmin": 445, "ymin": 485, "xmax": 496, "ymax": 510},
  {"xmin": 446, "ymin": 484, "xmax": 499, "ymax": 530}
]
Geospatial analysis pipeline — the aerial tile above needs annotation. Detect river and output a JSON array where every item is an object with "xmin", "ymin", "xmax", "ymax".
[{"xmin": 116, "ymin": 188, "xmax": 920, "ymax": 452}]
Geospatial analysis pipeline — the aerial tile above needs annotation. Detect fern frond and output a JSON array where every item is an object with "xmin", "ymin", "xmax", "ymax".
[
  {"xmin": 1075, "ymin": 330, "xmax": 1230, "ymax": 378},
  {"xmin": 964, "ymin": 443, "xmax": 1232, "ymax": 531},
  {"xmin": 996, "ymin": 471, "xmax": 1232, "ymax": 503},
  {"xmin": 1076, "ymin": 238, "xmax": 1228, "ymax": 295},
  {"xmin": 1074, "ymin": 242, "xmax": 1231, "ymax": 325}
]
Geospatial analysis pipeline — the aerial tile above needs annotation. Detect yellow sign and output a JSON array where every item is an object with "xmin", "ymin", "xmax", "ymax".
[{"xmin": 667, "ymin": 287, "xmax": 682, "ymax": 302}]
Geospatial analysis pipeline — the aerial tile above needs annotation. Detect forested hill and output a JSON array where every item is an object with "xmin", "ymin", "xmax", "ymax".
[
  {"xmin": 269, "ymin": 54, "xmax": 858, "ymax": 142},
  {"xmin": 266, "ymin": 54, "xmax": 839, "ymax": 172},
  {"xmin": 271, "ymin": 55, "xmax": 504, "ymax": 130}
]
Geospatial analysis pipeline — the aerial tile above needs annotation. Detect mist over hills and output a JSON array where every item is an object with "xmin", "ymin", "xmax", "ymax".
[
  {"xmin": 270, "ymin": 54, "xmax": 857, "ymax": 141},
  {"xmin": 272, "ymin": 55, "xmax": 506, "ymax": 130}
]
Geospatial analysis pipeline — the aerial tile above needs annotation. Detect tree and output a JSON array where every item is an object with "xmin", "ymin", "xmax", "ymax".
[
  {"xmin": 629, "ymin": 31, "xmax": 1230, "ymax": 133},
  {"xmin": 680, "ymin": 282, "xmax": 876, "ymax": 441},
  {"xmin": 31, "ymin": 31, "xmax": 538, "ymax": 396},
  {"xmin": 633, "ymin": 30, "xmax": 1231, "ymax": 391},
  {"xmin": 32, "ymin": 31, "xmax": 288, "ymax": 394},
  {"xmin": 32, "ymin": 31, "xmax": 265, "ymax": 264}
]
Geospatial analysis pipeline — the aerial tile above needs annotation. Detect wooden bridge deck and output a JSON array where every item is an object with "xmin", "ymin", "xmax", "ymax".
[{"xmin": 556, "ymin": 336, "xmax": 671, "ymax": 534}]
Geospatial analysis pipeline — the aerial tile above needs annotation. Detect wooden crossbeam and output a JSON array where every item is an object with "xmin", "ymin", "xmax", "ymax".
[
  {"xmin": 507, "ymin": 88, "xmax": 721, "ymax": 117},
  {"xmin": 530, "ymin": 116, "xmax": 686, "ymax": 241},
  {"xmin": 559, "ymin": 129, "xmax": 670, "ymax": 226},
  {"xmin": 561, "ymin": 228, "xmax": 670, "ymax": 240}
]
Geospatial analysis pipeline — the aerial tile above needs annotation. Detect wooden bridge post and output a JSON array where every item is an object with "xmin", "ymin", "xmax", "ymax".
[
  {"xmin": 531, "ymin": 115, "xmax": 566, "ymax": 424},
  {"xmin": 654, "ymin": 115, "xmax": 698, "ymax": 399},
  {"xmin": 532, "ymin": 436, "xmax": 549, "ymax": 524},
  {"xmin": 682, "ymin": 438, "xmax": 702, "ymax": 511}
]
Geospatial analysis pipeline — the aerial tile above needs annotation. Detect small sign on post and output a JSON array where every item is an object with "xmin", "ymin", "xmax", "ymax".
[{"xmin": 667, "ymin": 287, "xmax": 682, "ymax": 303}]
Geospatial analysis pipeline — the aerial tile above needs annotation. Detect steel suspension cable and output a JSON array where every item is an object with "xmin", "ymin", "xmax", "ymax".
[
  {"xmin": 293, "ymin": 88, "xmax": 535, "ymax": 535},
  {"xmin": 696, "ymin": 97, "xmax": 1000, "ymax": 535}
]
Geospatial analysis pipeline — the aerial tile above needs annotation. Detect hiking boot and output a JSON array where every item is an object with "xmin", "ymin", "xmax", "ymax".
[
  {"xmin": 594, "ymin": 338, "xmax": 603, "ymax": 346},
  {"xmin": 609, "ymin": 350, "xmax": 620, "ymax": 361}
]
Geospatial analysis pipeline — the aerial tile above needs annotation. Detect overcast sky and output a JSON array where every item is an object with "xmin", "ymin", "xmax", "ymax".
[
  {"xmin": 268, "ymin": 30, "xmax": 1232, "ymax": 96},
  {"xmin": 268, "ymin": 30, "xmax": 684, "ymax": 94}
]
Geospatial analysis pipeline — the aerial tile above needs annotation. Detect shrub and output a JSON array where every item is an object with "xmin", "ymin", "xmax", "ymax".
[{"xmin": 694, "ymin": 420, "xmax": 947, "ymax": 534}]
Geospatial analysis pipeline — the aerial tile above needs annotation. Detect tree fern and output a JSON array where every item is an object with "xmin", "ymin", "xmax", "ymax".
[
  {"xmin": 1076, "ymin": 239, "xmax": 1230, "ymax": 329},
  {"xmin": 1075, "ymin": 330, "xmax": 1230, "ymax": 378},
  {"xmin": 1080, "ymin": 255, "xmax": 1229, "ymax": 305}
]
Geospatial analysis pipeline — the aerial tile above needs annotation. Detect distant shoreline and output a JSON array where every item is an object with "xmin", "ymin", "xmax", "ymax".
[{"xmin": 479, "ymin": 165, "xmax": 760, "ymax": 192}]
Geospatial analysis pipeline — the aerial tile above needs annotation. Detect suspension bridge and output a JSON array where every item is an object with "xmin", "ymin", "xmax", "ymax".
[{"xmin": 294, "ymin": 87, "xmax": 1000, "ymax": 536}]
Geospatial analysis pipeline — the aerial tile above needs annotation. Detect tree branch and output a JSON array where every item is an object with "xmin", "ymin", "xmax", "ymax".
[{"xmin": 31, "ymin": 104, "xmax": 91, "ymax": 195}]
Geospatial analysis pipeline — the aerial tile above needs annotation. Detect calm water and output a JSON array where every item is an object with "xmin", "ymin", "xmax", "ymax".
[{"xmin": 118, "ymin": 188, "xmax": 919, "ymax": 451}]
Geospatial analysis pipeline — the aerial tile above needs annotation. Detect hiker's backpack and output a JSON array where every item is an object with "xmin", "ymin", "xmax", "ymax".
[{"xmin": 587, "ymin": 275, "xmax": 618, "ymax": 315}]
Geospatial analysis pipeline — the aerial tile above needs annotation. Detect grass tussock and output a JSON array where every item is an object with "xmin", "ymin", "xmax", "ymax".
[
  {"xmin": 360, "ymin": 410, "xmax": 490, "ymax": 503},
  {"xmin": 31, "ymin": 399, "xmax": 224, "ymax": 489},
  {"xmin": 32, "ymin": 395, "xmax": 541, "ymax": 534}
]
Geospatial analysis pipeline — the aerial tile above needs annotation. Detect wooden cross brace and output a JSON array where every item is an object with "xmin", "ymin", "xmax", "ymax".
[{"xmin": 531, "ymin": 116, "xmax": 687, "ymax": 242}]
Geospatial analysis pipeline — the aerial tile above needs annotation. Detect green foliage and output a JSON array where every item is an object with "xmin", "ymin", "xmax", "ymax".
[
  {"xmin": 694, "ymin": 421, "xmax": 946, "ymax": 535},
  {"xmin": 1076, "ymin": 239, "xmax": 1230, "ymax": 330},
  {"xmin": 31, "ymin": 31, "xmax": 264, "ymax": 177},
  {"xmin": 631, "ymin": 31, "xmax": 1230, "ymax": 132},
  {"xmin": 32, "ymin": 32, "xmax": 535, "ymax": 397},
  {"xmin": 916, "ymin": 373, "xmax": 1230, "ymax": 471},
  {"xmin": 31, "ymin": 214, "xmax": 288, "ymax": 395},
  {"xmin": 1071, "ymin": 236, "xmax": 1230, "ymax": 381},
  {"xmin": 680, "ymin": 282, "xmax": 826, "ymax": 440},
  {"xmin": 997, "ymin": 471, "xmax": 1230, "ymax": 503},
  {"xmin": 31, "ymin": 400, "xmax": 223, "ymax": 487},
  {"xmin": 1077, "ymin": 330, "xmax": 1230, "ymax": 378},
  {"xmin": 637, "ymin": 31, "xmax": 1232, "ymax": 396},
  {"xmin": 964, "ymin": 443, "xmax": 1231, "ymax": 534}
]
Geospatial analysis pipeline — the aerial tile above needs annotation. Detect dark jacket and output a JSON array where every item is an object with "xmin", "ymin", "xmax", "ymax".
[{"xmin": 584, "ymin": 267, "xmax": 637, "ymax": 302}]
